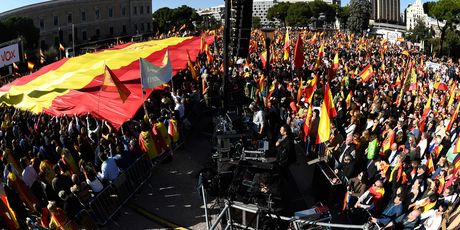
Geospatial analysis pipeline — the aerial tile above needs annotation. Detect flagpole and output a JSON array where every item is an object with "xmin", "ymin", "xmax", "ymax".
[
  {"xmin": 140, "ymin": 58, "xmax": 148, "ymax": 115},
  {"xmin": 97, "ymin": 61, "xmax": 104, "ymax": 154}
]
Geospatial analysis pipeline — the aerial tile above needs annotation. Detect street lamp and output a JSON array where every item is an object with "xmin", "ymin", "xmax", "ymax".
[{"xmin": 261, "ymin": 27, "xmax": 275, "ymax": 107}]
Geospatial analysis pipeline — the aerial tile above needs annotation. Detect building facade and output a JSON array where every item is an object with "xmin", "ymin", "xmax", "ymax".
[
  {"xmin": 371, "ymin": 0, "xmax": 400, "ymax": 24},
  {"xmin": 197, "ymin": 5, "xmax": 225, "ymax": 23},
  {"xmin": 0, "ymin": 0, "xmax": 152, "ymax": 49},
  {"xmin": 253, "ymin": 0, "xmax": 279, "ymax": 25},
  {"xmin": 405, "ymin": 0, "xmax": 425, "ymax": 30}
]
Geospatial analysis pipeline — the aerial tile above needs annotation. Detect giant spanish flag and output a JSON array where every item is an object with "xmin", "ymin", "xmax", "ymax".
[{"xmin": 0, "ymin": 36, "xmax": 212, "ymax": 129}]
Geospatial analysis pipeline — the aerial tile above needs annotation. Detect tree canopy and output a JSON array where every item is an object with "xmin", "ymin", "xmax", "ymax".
[
  {"xmin": 267, "ymin": 2, "xmax": 291, "ymax": 26},
  {"xmin": 424, "ymin": 0, "xmax": 460, "ymax": 55},
  {"xmin": 0, "ymin": 17, "xmax": 39, "ymax": 50},
  {"xmin": 346, "ymin": 0, "xmax": 371, "ymax": 34},
  {"xmin": 152, "ymin": 5, "xmax": 203, "ymax": 33},
  {"xmin": 268, "ymin": 0, "xmax": 338, "ymax": 27}
]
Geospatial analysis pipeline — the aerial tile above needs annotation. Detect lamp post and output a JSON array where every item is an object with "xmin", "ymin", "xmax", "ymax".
[{"xmin": 261, "ymin": 27, "xmax": 274, "ymax": 108}]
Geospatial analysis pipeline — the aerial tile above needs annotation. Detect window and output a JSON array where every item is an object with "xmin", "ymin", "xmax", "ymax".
[
  {"xmin": 140, "ymin": 6, "xmax": 144, "ymax": 14},
  {"xmin": 68, "ymin": 34, "xmax": 72, "ymax": 42},
  {"xmin": 147, "ymin": 23, "xmax": 150, "ymax": 31},
  {"xmin": 134, "ymin": 6, "xmax": 137, "ymax": 15},
  {"xmin": 68, "ymin": 13, "xmax": 72, "ymax": 23},
  {"xmin": 54, "ymin": 15, "xmax": 59, "ymax": 26},
  {"xmin": 122, "ymin": 7, "xmax": 126, "ymax": 16},
  {"xmin": 140, "ymin": 23, "xmax": 144, "ymax": 31},
  {"xmin": 96, "ymin": 9, "xmax": 100, "ymax": 19},
  {"xmin": 122, "ymin": 25, "xmax": 127, "ymax": 34},
  {"xmin": 81, "ymin": 11, "xmax": 86, "ymax": 21},
  {"xmin": 146, "ymin": 6, "xmax": 149, "ymax": 13},
  {"xmin": 109, "ymin": 27, "xmax": 114, "ymax": 35},
  {"xmin": 134, "ymin": 24, "xmax": 138, "ymax": 31},
  {"xmin": 96, "ymin": 28, "xmax": 100, "ymax": 36},
  {"xmin": 40, "ymin": 18, "xmax": 44, "ymax": 29},
  {"xmin": 82, "ymin": 31, "xmax": 87, "ymax": 40},
  {"xmin": 109, "ymin": 8, "xmax": 113, "ymax": 17}
]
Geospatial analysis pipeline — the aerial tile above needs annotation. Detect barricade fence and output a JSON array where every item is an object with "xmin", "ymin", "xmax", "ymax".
[
  {"xmin": 87, "ymin": 98, "xmax": 206, "ymax": 226},
  {"xmin": 89, "ymin": 153, "xmax": 155, "ymax": 225}
]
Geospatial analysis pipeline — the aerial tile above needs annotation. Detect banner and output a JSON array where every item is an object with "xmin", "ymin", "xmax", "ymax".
[{"xmin": 0, "ymin": 44, "xmax": 20, "ymax": 68}]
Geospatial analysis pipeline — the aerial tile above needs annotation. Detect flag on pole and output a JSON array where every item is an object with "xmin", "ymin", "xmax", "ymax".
[
  {"xmin": 297, "ymin": 77, "xmax": 304, "ymax": 103},
  {"xmin": 283, "ymin": 28, "xmax": 290, "ymax": 61},
  {"xmin": 40, "ymin": 49, "xmax": 45, "ymax": 64},
  {"xmin": 302, "ymin": 105, "xmax": 313, "ymax": 142},
  {"xmin": 419, "ymin": 93, "xmax": 432, "ymax": 132},
  {"xmin": 447, "ymin": 102, "xmax": 459, "ymax": 132},
  {"xmin": 453, "ymin": 155, "xmax": 460, "ymax": 174},
  {"xmin": 325, "ymin": 83, "xmax": 337, "ymax": 118},
  {"xmin": 303, "ymin": 74, "xmax": 318, "ymax": 104},
  {"xmin": 309, "ymin": 32, "xmax": 317, "ymax": 45},
  {"xmin": 59, "ymin": 43, "xmax": 65, "ymax": 51},
  {"xmin": 346, "ymin": 91, "xmax": 352, "ymax": 108},
  {"xmin": 27, "ymin": 61, "xmax": 34, "ymax": 70},
  {"xmin": 101, "ymin": 65, "xmax": 131, "ymax": 102},
  {"xmin": 316, "ymin": 94, "xmax": 331, "ymax": 144},
  {"xmin": 140, "ymin": 50, "xmax": 172, "ymax": 89},
  {"xmin": 260, "ymin": 50, "xmax": 267, "ymax": 69},
  {"xmin": 12, "ymin": 62, "xmax": 19, "ymax": 70},
  {"xmin": 293, "ymin": 34, "xmax": 304, "ymax": 68},
  {"xmin": 332, "ymin": 51, "xmax": 339, "ymax": 71},
  {"xmin": 409, "ymin": 68, "xmax": 417, "ymax": 91},
  {"xmin": 358, "ymin": 64, "xmax": 374, "ymax": 82},
  {"xmin": 186, "ymin": 50, "xmax": 197, "ymax": 81}
]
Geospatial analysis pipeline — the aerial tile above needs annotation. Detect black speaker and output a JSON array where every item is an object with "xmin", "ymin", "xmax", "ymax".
[{"xmin": 236, "ymin": 0, "xmax": 252, "ymax": 58}]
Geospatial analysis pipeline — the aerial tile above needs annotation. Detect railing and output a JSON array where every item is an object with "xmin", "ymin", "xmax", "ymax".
[{"xmin": 88, "ymin": 153, "xmax": 158, "ymax": 225}]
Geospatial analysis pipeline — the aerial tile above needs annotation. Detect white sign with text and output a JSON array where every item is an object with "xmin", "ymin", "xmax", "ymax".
[{"xmin": 0, "ymin": 43, "xmax": 20, "ymax": 68}]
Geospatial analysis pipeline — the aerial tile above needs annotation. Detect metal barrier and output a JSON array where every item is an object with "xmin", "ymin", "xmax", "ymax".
[{"xmin": 88, "ymin": 154, "xmax": 154, "ymax": 225}]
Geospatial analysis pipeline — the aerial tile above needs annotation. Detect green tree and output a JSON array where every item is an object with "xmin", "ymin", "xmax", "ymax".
[
  {"xmin": 336, "ymin": 6, "xmax": 350, "ymax": 29},
  {"xmin": 308, "ymin": 0, "xmax": 336, "ymax": 23},
  {"xmin": 425, "ymin": 0, "xmax": 460, "ymax": 55},
  {"xmin": 252, "ymin": 16, "xmax": 262, "ymax": 29},
  {"xmin": 152, "ymin": 7, "xmax": 174, "ymax": 33},
  {"xmin": 0, "ymin": 17, "xmax": 39, "ymax": 50},
  {"xmin": 407, "ymin": 18, "xmax": 431, "ymax": 42},
  {"xmin": 444, "ymin": 29, "xmax": 460, "ymax": 58},
  {"xmin": 286, "ymin": 2, "xmax": 312, "ymax": 27},
  {"xmin": 267, "ymin": 2, "xmax": 291, "ymax": 27},
  {"xmin": 346, "ymin": 0, "xmax": 371, "ymax": 34}
]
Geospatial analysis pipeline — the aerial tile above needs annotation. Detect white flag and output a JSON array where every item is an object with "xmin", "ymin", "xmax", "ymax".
[{"xmin": 140, "ymin": 50, "xmax": 172, "ymax": 89}]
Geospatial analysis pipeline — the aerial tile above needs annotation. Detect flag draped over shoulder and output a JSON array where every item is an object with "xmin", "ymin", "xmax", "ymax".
[
  {"xmin": 140, "ymin": 50, "xmax": 172, "ymax": 89},
  {"xmin": 101, "ymin": 65, "xmax": 131, "ymax": 102}
]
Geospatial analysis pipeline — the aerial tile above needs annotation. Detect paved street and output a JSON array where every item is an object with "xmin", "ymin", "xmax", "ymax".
[{"xmin": 104, "ymin": 112, "xmax": 217, "ymax": 229}]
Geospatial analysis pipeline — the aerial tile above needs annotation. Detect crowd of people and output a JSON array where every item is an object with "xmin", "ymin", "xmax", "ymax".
[
  {"xmin": 0, "ymin": 70, "xmax": 193, "ymax": 228},
  {"xmin": 197, "ymin": 29, "xmax": 460, "ymax": 229},
  {"xmin": 2, "ymin": 26, "xmax": 460, "ymax": 229}
]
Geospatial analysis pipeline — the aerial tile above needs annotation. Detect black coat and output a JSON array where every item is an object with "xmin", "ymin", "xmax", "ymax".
[{"xmin": 276, "ymin": 135, "xmax": 296, "ymax": 168}]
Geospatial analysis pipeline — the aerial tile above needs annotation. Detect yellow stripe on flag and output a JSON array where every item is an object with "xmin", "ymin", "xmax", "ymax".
[{"xmin": 0, "ymin": 37, "xmax": 190, "ymax": 113}]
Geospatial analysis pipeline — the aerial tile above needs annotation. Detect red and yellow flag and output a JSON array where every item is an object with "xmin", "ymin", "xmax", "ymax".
[
  {"xmin": 260, "ymin": 50, "xmax": 267, "ymax": 69},
  {"xmin": 426, "ymin": 153, "xmax": 435, "ymax": 174},
  {"xmin": 447, "ymin": 102, "xmax": 459, "ymax": 132},
  {"xmin": 346, "ymin": 91, "xmax": 352, "ymax": 109},
  {"xmin": 303, "ymin": 74, "xmax": 318, "ymax": 104},
  {"xmin": 325, "ymin": 83, "xmax": 337, "ymax": 118},
  {"xmin": 453, "ymin": 136, "xmax": 460, "ymax": 154},
  {"xmin": 409, "ymin": 67, "xmax": 417, "ymax": 91},
  {"xmin": 205, "ymin": 43, "xmax": 213, "ymax": 64},
  {"xmin": 293, "ymin": 33, "xmax": 304, "ymax": 68},
  {"xmin": 303, "ymin": 105, "xmax": 313, "ymax": 142},
  {"xmin": 101, "ymin": 65, "xmax": 131, "ymax": 102},
  {"xmin": 186, "ymin": 49, "xmax": 197, "ymax": 81},
  {"xmin": 402, "ymin": 50, "xmax": 410, "ymax": 56},
  {"xmin": 283, "ymin": 29, "xmax": 290, "ymax": 61},
  {"xmin": 332, "ymin": 51, "xmax": 339, "ymax": 71},
  {"xmin": 316, "ymin": 96, "xmax": 331, "ymax": 144},
  {"xmin": 453, "ymin": 155, "xmax": 460, "ymax": 174},
  {"xmin": 358, "ymin": 64, "xmax": 374, "ymax": 82},
  {"xmin": 309, "ymin": 32, "xmax": 317, "ymax": 45},
  {"xmin": 419, "ymin": 93, "xmax": 432, "ymax": 132},
  {"xmin": 297, "ymin": 77, "xmax": 304, "ymax": 103},
  {"xmin": 27, "ymin": 61, "xmax": 34, "ymax": 70},
  {"xmin": 381, "ymin": 130, "xmax": 395, "ymax": 154},
  {"xmin": 59, "ymin": 43, "xmax": 65, "ymax": 51}
]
